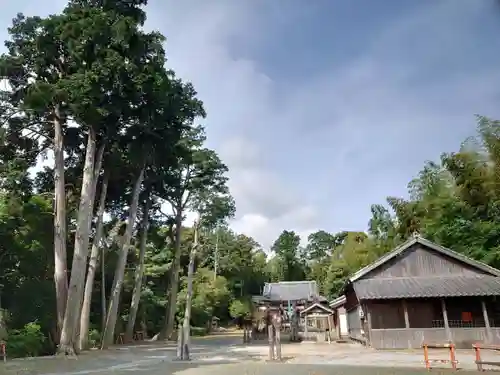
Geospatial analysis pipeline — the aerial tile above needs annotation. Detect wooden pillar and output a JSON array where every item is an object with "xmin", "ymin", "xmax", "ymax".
[
  {"xmin": 402, "ymin": 300, "xmax": 411, "ymax": 349},
  {"xmin": 335, "ymin": 311, "xmax": 341, "ymax": 339},
  {"xmin": 363, "ymin": 304, "xmax": 372, "ymax": 347},
  {"xmin": 267, "ymin": 324, "xmax": 274, "ymax": 360},
  {"xmin": 326, "ymin": 315, "xmax": 332, "ymax": 343},
  {"xmin": 481, "ymin": 299, "xmax": 492, "ymax": 343},
  {"xmin": 441, "ymin": 298, "xmax": 452, "ymax": 342},
  {"xmin": 275, "ymin": 324, "xmax": 282, "ymax": 360},
  {"xmin": 402, "ymin": 300, "xmax": 410, "ymax": 328},
  {"xmin": 304, "ymin": 315, "xmax": 308, "ymax": 341}
]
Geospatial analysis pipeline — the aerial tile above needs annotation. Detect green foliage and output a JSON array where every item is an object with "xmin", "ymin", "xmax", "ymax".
[
  {"xmin": 270, "ymin": 230, "xmax": 306, "ymax": 281},
  {"xmin": 190, "ymin": 326, "xmax": 208, "ymax": 336},
  {"xmin": 88, "ymin": 329, "xmax": 101, "ymax": 348},
  {"xmin": 229, "ymin": 299, "xmax": 252, "ymax": 319},
  {"xmin": 176, "ymin": 268, "xmax": 231, "ymax": 327},
  {"xmin": 6, "ymin": 322, "xmax": 46, "ymax": 358}
]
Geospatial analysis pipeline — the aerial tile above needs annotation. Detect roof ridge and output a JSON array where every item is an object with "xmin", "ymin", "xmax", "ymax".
[
  {"xmin": 348, "ymin": 236, "xmax": 500, "ymax": 284},
  {"xmin": 359, "ymin": 274, "xmax": 496, "ymax": 281}
]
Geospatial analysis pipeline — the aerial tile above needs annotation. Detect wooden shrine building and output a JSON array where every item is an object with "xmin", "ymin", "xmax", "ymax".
[
  {"xmin": 251, "ymin": 281, "xmax": 333, "ymax": 340},
  {"xmin": 300, "ymin": 302, "xmax": 334, "ymax": 342},
  {"xmin": 334, "ymin": 234, "xmax": 500, "ymax": 349},
  {"xmin": 252, "ymin": 281, "xmax": 328, "ymax": 309}
]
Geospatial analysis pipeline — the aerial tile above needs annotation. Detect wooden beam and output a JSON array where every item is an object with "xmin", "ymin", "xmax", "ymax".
[
  {"xmin": 365, "ymin": 304, "xmax": 373, "ymax": 348},
  {"xmin": 402, "ymin": 299, "xmax": 410, "ymax": 349},
  {"xmin": 441, "ymin": 298, "xmax": 452, "ymax": 342},
  {"xmin": 481, "ymin": 299, "xmax": 492, "ymax": 343},
  {"xmin": 402, "ymin": 299, "xmax": 410, "ymax": 328},
  {"xmin": 304, "ymin": 315, "xmax": 308, "ymax": 341}
]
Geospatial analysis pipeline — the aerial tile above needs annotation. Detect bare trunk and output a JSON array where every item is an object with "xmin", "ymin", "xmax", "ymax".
[
  {"xmin": 58, "ymin": 129, "xmax": 98, "ymax": 355},
  {"xmin": 78, "ymin": 170, "xmax": 109, "ymax": 351},
  {"xmin": 161, "ymin": 209, "xmax": 183, "ymax": 340},
  {"xmin": 177, "ymin": 221, "xmax": 199, "ymax": 360},
  {"xmin": 101, "ymin": 242, "xmax": 107, "ymax": 333},
  {"xmin": 101, "ymin": 166, "xmax": 145, "ymax": 349},
  {"xmin": 74, "ymin": 143, "xmax": 105, "ymax": 350},
  {"xmin": 125, "ymin": 194, "xmax": 150, "ymax": 342},
  {"xmin": 53, "ymin": 104, "xmax": 68, "ymax": 341}
]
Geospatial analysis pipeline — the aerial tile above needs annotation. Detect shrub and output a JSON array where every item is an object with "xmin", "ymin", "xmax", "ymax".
[
  {"xmin": 88, "ymin": 329, "xmax": 101, "ymax": 348},
  {"xmin": 190, "ymin": 326, "xmax": 207, "ymax": 336},
  {"xmin": 5, "ymin": 322, "xmax": 46, "ymax": 358}
]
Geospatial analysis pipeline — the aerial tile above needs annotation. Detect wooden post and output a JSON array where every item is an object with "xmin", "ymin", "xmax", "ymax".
[
  {"xmin": 441, "ymin": 298, "xmax": 452, "ymax": 342},
  {"xmin": 275, "ymin": 323, "xmax": 282, "ymax": 360},
  {"xmin": 402, "ymin": 300, "xmax": 410, "ymax": 349},
  {"xmin": 326, "ymin": 315, "xmax": 332, "ymax": 343},
  {"xmin": 336, "ymin": 309, "xmax": 342, "ymax": 339},
  {"xmin": 365, "ymin": 309, "xmax": 372, "ymax": 347},
  {"xmin": 268, "ymin": 323, "xmax": 274, "ymax": 360},
  {"xmin": 304, "ymin": 315, "xmax": 308, "ymax": 341},
  {"xmin": 481, "ymin": 299, "xmax": 492, "ymax": 343}
]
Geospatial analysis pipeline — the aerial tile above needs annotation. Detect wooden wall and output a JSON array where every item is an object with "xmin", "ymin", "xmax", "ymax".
[
  {"xmin": 363, "ymin": 244, "xmax": 489, "ymax": 279},
  {"xmin": 365, "ymin": 297, "xmax": 500, "ymax": 349}
]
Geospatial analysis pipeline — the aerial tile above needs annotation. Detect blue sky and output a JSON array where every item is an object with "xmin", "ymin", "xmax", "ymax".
[{"xmin": 2, "ymin": 0, "xmax": 500, "ymax": 249}]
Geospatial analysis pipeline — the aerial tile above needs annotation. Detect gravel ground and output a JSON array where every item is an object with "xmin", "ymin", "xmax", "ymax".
[
  {"xmin": 0, "ymin": 336, "xmax": 495, "ymax": 375},
  {"xmin": 166, "ymin": 363, "xmax": 484, "ymax": 375}
]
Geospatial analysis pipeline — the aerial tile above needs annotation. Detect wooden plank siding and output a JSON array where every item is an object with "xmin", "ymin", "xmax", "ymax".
[
  {"xmin": 370, "ymin": 328, "xmax": 500, "ymax": 349},
  {"xmin": 363, "ymin": 297, "xmax": 500, "ymax": 349},
  {"xmin": 344, "ymin": 285, "xmax": 365, "ymax": 342},
  {"xmin": 363, "ymin": 244, "xmax": 489, "ymax": 279}
]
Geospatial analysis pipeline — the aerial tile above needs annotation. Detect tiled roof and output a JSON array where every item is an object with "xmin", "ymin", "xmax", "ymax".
[
  {"xmin": 353, "ymin": 275, "xmax": 500, "ymax": 300},
  {"xmin": 263, "ymin": 281, "xmax": 319, "ymax": 302},
  {"xmin": 329, "ymin": 295, "xmax": 346, "ymax": 308}
]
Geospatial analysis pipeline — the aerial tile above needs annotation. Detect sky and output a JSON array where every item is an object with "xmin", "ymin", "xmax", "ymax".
[{"xmin": 2, "ymin": 0, "xmax": 500, "ymax": 250}]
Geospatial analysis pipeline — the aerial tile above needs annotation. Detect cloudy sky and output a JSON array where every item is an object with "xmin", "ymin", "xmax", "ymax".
[{"xmin": 2, "ymin": 0, "xmax": 500, "ymax": 249}]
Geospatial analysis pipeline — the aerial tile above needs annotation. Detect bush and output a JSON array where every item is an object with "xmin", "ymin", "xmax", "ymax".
[
  {"xmin": 229, "ymin": 299, "xmax": 251, "ymax": 319},
  {"xmin": 5, "ymin": 322, "xmax": 46, "ymax": 358},
  {"xmin": 190, "ymin": 326, "xmax": 207, "ymax": 336},
  {"xmin": 88, "ymin": 329, "xmax": 101, "ymax": 348}
]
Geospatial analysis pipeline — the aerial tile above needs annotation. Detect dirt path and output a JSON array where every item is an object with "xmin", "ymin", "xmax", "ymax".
[{"xmin": 1, "ymin": 336, "xmax": 497, "ymax": 374}]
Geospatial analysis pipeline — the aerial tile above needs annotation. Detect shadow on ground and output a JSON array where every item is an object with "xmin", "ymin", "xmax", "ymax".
[{"xmin": 0, "ymin": 336, "xmax": 496, "ymax": 375}]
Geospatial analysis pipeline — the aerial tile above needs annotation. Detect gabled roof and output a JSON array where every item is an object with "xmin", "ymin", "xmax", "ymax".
[
  {"xmin": 348, "ymin": 234, "xmax": 500, "ymax": 283},
  {"xmin": 300, "ymin": 302, "xmax": 333, "ymax": 314},
  {"xmin": 300, "ymin": 302, "xmax": 333, "ymax": 315},
  {"xmin": 262, "ymin": 281, "xmax": 319, "ymax": 302},
  {"xmin": 329, "ymin": 295, "xmax": 346, "ymax": 309}
]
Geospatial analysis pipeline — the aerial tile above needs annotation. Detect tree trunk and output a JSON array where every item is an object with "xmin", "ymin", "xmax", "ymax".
[
  {"xmin": 101, "ymin": 241, "xmax": 107, "ymax": 334},
  {"xmin": 78, "ymin": 170, "xmax": 109, "ymax": 351},
  {"xmin": 125, "ymin": 194, "xmax": 150, "ymax": 342},
  {"xmin": 74, "ymin": 143, "xmax": 105, "ymax": 350},
  {"xmin": 177, "ymin": 221, "xmax": 199, "ymax": 360},
  {"xmin": 58, "ymin": 128, "xmax": 98, "ymax": 355},
  {"xmin": 53, "ymin": 104, "xmax": 68, "ymax": 341},
  {"xmin": 101, "ymin": 166, "xmax": 145, "ymax": 349},
  {"xmin": 161, "ymin": 209, "xmax": 183, "ymax": 340}
]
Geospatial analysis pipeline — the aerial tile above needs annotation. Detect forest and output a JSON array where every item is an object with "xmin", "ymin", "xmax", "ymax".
[{"xmin": 2, "ymin": 0, "xmax": 500, "ymax": 360}]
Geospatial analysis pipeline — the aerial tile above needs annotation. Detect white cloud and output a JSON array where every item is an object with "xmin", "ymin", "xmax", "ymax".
[
  {"xmin": 3, "ymin": 0, "xmax": 500, "ymax": 250},
  {"xmin": 145, "ymin": 0, "xmax": 500, "ymax": 248}
]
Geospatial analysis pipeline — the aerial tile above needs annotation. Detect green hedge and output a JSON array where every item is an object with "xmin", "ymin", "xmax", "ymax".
[{"xmin": 5, "ymin": 322, "xmax": 46, "ymax": 358}]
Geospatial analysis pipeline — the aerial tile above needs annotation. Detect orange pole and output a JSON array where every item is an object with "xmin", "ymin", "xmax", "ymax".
[
  {"xmin": 474, "ymin": 344, "xmax": 482, "ymax": 371},
  {"xmin": 449, "ymin": 344, "xmax": 457, "ymax": 370},
  {"xmin": 423, "ymin": 344, "xmax": 430, "ymax": 370}
]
